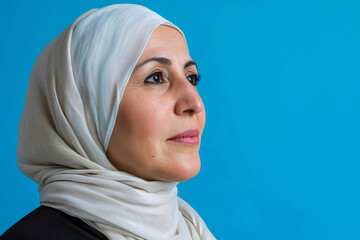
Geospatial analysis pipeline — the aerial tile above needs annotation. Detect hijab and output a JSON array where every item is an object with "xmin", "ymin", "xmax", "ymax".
[{"xmin": 16, "ymin": 4, "xmax": 215, "ymax": 240}]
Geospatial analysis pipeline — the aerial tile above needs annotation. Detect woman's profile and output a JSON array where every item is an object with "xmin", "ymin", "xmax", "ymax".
[{"xmin": 0, "ymin": 4, "xmax": 215, "ymax": 240}]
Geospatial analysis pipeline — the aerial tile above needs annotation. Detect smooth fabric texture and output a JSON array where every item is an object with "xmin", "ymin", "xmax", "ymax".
[
  {"xmin": 0, "ymin": 206, "xmax": 108, "ymax": 240},
  {"xmin": 16, "ymin": 4, "xmax": 215, "ymax": 240}
]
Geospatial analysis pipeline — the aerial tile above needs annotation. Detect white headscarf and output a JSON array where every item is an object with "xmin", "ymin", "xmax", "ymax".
[{"xmin": 17, "ymin": 4, "xmax": 216, "ymax": 240}]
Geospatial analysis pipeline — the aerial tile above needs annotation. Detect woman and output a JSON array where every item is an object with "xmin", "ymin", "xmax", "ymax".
[{"xmin": 1, "ymin": 4, "xmax": 215, "ymax": 240}]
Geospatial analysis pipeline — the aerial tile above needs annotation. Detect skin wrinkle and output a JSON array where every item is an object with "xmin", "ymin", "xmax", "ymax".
[{"xmin": 106, "ymin": 25, "xmax": 206, "ymax": 182}]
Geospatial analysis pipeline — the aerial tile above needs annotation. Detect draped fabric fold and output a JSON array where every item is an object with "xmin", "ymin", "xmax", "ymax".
[{"xmin": 16, "ymin": 4, "xmax": 215, "ymax": 240}]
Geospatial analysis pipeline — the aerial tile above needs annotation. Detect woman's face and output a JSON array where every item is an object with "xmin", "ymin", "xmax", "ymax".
[{"xmin": 106, "ymin": 25, "xmax": 205, "ymax": 182}]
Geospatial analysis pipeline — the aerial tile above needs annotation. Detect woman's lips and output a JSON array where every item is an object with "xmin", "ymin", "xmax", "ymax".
[{"xmin": 168, "ymin": 129, "xmax": 200, "ymax": 145}]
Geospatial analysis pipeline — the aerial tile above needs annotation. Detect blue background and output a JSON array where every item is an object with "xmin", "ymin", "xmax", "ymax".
[{"xmin": 1, "ymin": 0, "xmax": 360, "ymax": 239}]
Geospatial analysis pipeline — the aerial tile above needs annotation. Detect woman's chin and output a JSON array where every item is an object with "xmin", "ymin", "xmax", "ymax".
[{"xmin": 156, "ymin": 157, "xmax": 201, "ymax": 182}]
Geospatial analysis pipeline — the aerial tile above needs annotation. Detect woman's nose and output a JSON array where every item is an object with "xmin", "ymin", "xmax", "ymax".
[{"xmin": 174, "ymin": 80, "xmax": 204, "ymax": 116}]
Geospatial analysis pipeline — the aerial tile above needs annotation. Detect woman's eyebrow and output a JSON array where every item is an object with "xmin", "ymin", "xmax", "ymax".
[
  {"xmin": 134, "ymin": 57, "xmax": 171, "ymax": 71},
  {"xmin": 184, "ymin": 60, "xmax": 197, "ymax": 69},
  {"xmin": 134, "ymin": 57, "xmax": 198, "ymax": 72}
]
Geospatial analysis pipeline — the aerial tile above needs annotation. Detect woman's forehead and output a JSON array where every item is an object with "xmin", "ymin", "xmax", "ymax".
[
  {"xmin": 152, "ymin": 25, "xmax": 184, "ymax": 38},
  {"xmin": 139, "ymin": 25, "xmax": 188, "ymax": 60}
]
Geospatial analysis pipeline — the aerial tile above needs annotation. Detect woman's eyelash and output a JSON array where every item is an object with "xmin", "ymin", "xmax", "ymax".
[
  {"xmin": 144, "ymin": 70, "xmax": 168, "ymax": 85},
  {"xmin": 187, "ymin": 73, "xmax": 201, "ymax": 86},
  {"xmin": 144, "ymin": 71, "xmax": 201, "ymax": 86}
]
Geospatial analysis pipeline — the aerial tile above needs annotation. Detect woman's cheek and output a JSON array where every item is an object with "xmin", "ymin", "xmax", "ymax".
[{"xmin": 140, "ymin": 96, "xmax": 172, "ymax": 131}]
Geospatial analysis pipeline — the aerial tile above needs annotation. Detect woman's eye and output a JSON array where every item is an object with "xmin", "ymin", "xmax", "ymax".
[
  {"xmin": 187, "ymin": 74, "xmax": 200, "ymax": 86},
  {"xmin": 144, "ymin": 72, "xmax": 165, "ymax": 84}
]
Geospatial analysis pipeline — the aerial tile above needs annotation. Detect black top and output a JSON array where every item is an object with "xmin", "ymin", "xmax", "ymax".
[{"xmin": 0, "ymin": 205, "xmax": 108, "ymax": 240}]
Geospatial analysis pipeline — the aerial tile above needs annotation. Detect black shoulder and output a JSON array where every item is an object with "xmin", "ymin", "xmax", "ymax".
[{"xmin": 0, "ymin": 206, "xmax": 108, "ymax": 240}]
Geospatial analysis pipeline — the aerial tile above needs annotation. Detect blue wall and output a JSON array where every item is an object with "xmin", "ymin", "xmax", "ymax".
[{"xmin": 1, "ymin": 0, "xmax": 360, "ymax": 239}]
